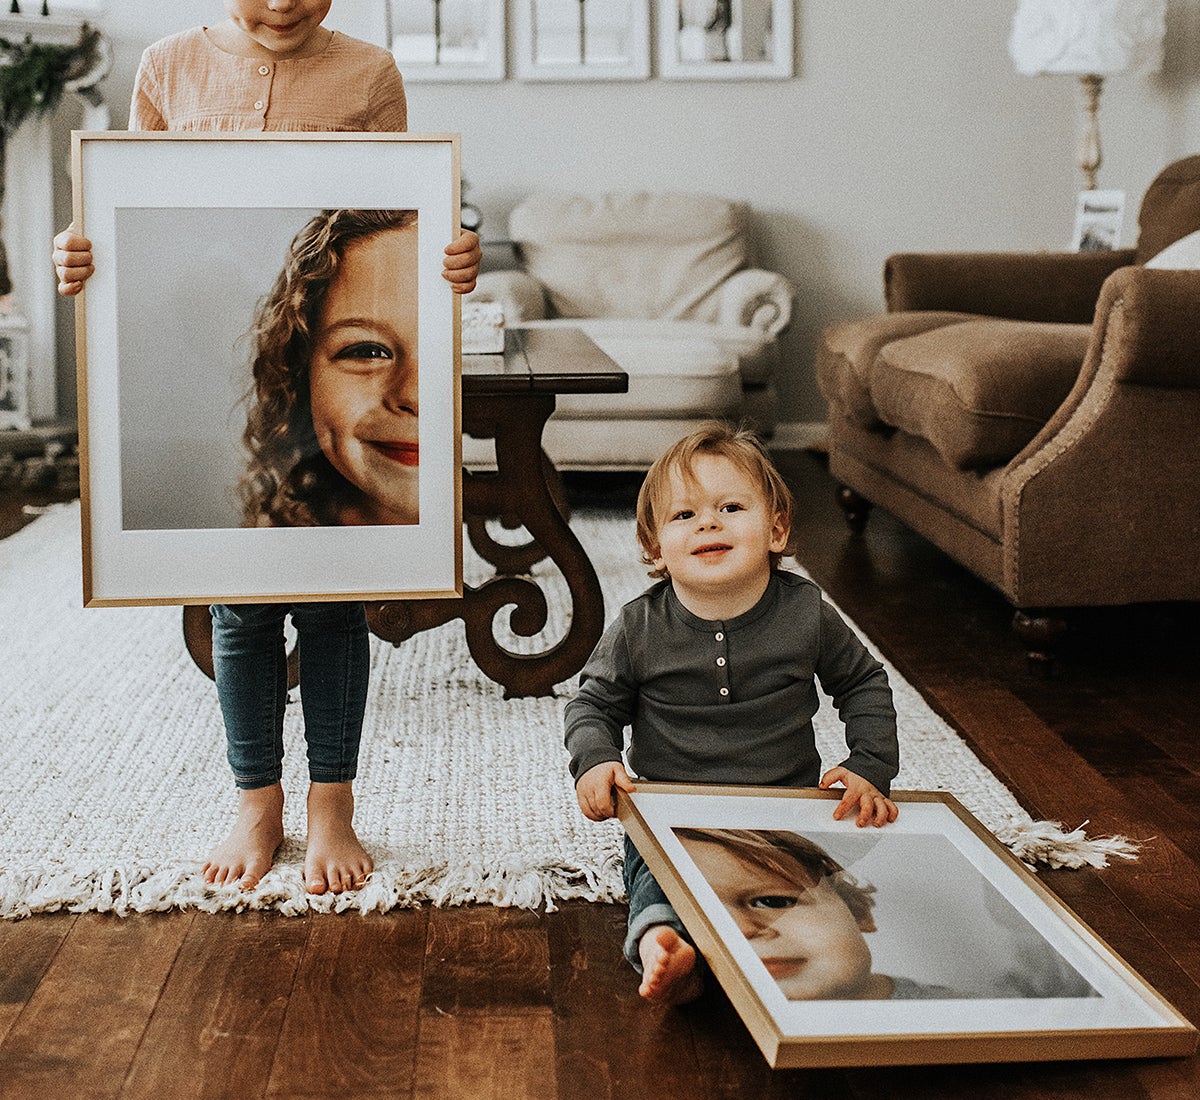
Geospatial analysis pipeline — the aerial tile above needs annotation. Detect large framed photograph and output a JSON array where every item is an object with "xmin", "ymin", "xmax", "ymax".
[
  {"xmin": 619, "ymin": 784, "xmax": 1196, "ymax": 1068},
  {"xmin": 73, "ymin": 132, "xmax": 462, "ymax": 607}
]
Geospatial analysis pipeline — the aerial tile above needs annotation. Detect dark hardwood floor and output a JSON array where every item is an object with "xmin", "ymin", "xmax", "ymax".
[{"xmin": 1, "ymin": 451, "xmax": 1198, "ymax": 1099}]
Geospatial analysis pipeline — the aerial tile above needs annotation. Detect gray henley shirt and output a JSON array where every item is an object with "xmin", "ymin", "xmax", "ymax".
[{"xmin": 564, "ymin": 570, "xmax": 899, "ymax": 794}]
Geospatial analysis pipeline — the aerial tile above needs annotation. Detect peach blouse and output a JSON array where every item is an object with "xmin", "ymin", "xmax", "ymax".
[{"xmin": 129, "ymin": 27, "xmax": 408, "ymax": 133}]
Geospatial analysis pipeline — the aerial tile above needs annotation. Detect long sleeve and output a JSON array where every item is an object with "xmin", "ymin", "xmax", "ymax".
[
  {"xmin": 815, "ymin": 600, "xmax": 899, "ymax": 794},
  {"xmin": 563, "ymin": 617, "xmax": 637, "ymax": 784}
]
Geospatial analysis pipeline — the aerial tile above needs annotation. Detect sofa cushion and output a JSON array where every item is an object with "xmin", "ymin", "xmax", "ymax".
[
  {"xmin": 869, "ymin": 319, "xmax": 1092, "ymax": 469},
  {"xmin": 816, "ymin": 312, "xmax": 976, "ymax": 428},
  {"xmin": 509, "ymin": 192, "xmax": 751, "ymax": 321}
]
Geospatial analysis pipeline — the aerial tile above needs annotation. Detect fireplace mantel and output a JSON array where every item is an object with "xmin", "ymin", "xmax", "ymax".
[{"xmin": 0, "ymin": 12, "xmax": 91, "ymax": 44}]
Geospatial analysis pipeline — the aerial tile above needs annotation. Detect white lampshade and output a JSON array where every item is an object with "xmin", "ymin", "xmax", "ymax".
[{"xmin": 1009, "ymin": 0, "xmax": 1166, "ymax": 76}]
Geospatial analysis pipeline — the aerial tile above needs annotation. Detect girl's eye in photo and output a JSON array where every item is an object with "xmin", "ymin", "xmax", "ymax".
[
  {"xmin": 333, "ymin": 341, "xmax": 393, "ymax": 363},
  {"xmin": 719, "ymin": 502, "xmax": 744, "ymax": 514},
  {"xmin": 747, "ymin": 894, "xmax": 801, "ymax": 911},
  {"xmin": 671, "ymin": 509, "xmax": 695, "ymax": 522}
]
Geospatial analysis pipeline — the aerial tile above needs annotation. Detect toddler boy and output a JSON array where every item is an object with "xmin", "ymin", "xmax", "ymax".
[{"xmin": 565, "ymin": 423, "xmax": 899, "ymax": 1005}]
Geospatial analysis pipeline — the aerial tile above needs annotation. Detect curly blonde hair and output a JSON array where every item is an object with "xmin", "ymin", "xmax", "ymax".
[
  {"xmin": 238, "ymin": 208, "xmax": 418, "ymax": 527},
  {"xmin": 635, "ymin": 422, "xmax": 796, "ymax": 578}
]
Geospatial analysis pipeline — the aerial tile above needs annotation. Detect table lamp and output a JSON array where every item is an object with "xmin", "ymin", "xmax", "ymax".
[{"xmin": 1009, "ymin": 0, "xmax": 1166, "ymax": 189}]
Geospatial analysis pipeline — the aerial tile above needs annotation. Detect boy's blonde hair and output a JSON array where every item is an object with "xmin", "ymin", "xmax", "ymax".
[{"xmin": 635, "ymin": 422, "xmax": 796, "ymax": 578}]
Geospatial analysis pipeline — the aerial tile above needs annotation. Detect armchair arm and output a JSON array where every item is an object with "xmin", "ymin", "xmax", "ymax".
[
  {"xmin": 715, "ymin": 269, "xmax": 794, "ymax": 335},
  {"xmin": 1092, "ymin": 265, "xmax": 1200, "ymax": 387},
  {"xmin": 884, "ymin": 249, "xmax": 1136, "ymax": 323},
  {"xmin": 467, "ymin": 270, "xmax": 548, "ymax": 322}
]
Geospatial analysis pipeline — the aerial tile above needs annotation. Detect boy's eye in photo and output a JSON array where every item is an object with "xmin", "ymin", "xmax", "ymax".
[
  {"xmin": 747, "ymin": 894, "xmax": 801, "ymax": 911},
  {"xmin": 719, "ymin": 502, "xmax": 744, "ymax": 513},
  {"xmin": 671, "ymin": 509, "xmax": 695, "ymax": 521}
]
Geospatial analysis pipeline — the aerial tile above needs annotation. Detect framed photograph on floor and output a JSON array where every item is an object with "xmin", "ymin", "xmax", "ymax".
[
  {"xmin": 72, "ymin": 132, "xmax": 463, "ymax": 607},
  {"xmin": 618, "ymin": 784, "xmax": 1197, "ymax": 1068}
]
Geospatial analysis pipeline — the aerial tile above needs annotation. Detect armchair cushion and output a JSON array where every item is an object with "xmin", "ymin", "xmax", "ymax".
[
  {"xmin": 508, "ymin": 191, "xmax": 753, "ymax": 321},
  {"xmin": 869, "ymin": 319, "xmax": 1091, "ymax": 469}
]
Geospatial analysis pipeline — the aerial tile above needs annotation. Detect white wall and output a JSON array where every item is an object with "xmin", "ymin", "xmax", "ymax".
[{"xmin": 51, "ymin": 1, "xmax": 1200, "ymax": 430}]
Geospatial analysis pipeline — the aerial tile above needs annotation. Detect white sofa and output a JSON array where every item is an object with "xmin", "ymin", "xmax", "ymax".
[{"xmin": 464, "ymin": 191, "xmax": 794, "ymax": 470}]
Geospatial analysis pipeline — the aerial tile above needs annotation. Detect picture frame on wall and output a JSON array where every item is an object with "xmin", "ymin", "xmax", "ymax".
[
  {"xmin": 619, "ymin": 784, "xmax": 1197, "ymax": 1068},
  {"xmin": 1070, "ymin": 188, "xmax": 1126, "ymax": 252},
  {"xmin": 658, "ymin": 0, "xmax": 794, "ymax": 80},
  {"xmin": 72, "ymin": 132, "xmax": 463, "ymax": 608},
  {"xmin": 515, "ymin": 0, "xmax": 650, "ymax": 81},
  {"xmin": 388, "ymin": 0, "xmax": 506, "ymax": 82}
]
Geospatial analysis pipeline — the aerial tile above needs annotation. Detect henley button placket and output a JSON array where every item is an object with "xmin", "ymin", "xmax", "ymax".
[
  {"xmin": 253, "ymin": 63, "xmax": 273, "ymax": 122},
  {"xmin": 715, "ymin": 627, "xmax": 730, "ymax": 701}
]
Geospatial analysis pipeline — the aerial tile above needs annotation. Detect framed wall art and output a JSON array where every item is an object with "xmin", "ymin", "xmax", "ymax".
[
  {"xmin": 388, "ymin": 0, "xmax": 506, "ymax": 82},
  {"xmin": 72, "ymin": 132, "xmax": 463, "ymax": 607},
  {"xmin": 515, "ymin": 0, "xmax": 650, "ymax": 81},
  {"xmin": 658, "ymin": 0, "xmax": 794, "ymax": 80},
  {"xmin": 619, "ymin": 784, "xmax": 1196, "ymax": 1068}
]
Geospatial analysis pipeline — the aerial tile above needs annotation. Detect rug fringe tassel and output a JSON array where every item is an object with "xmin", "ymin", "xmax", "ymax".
[
  {"xmin": 0, "ymin": 856, "xmax": 627, "ymax": 920},
  {"xmin": 988, "ymin": 817, "xmax": 1142, "ymax": 870},
  {"xmin": 1, "ymin": 823, "xmax": 1139, "ymax": 919}
]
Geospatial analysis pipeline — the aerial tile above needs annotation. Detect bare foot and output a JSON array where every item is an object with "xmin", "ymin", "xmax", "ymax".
[
  {"xmin": 304, "ymin": 781, "xmax": 373, "ymax": 895},
  {"xmin": 638, "ymin": 925, "xmax": 704, "ymax": 1005},
  {"xmin": 202, "ymin": 783, "xmax": 285, "ymax": 890}
]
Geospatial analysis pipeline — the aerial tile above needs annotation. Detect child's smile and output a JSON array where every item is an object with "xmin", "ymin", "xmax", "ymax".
[
  {"xmin": 651, "ymin": 453, "xmax": 788, "ymax": 619},
  {"xmin": 309, "ymin": 224, "xmax": 420, "ymax": 525}
]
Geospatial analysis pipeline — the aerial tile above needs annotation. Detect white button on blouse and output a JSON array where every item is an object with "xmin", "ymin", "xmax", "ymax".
[
  {"xmin": 258, "ymin": 65, "xmax": 271, "ymax": 75},
  {"xmin": 253, "ymin": 100, "xmax": 265, "ymax": 110},
  {"xmin": 719, "ymin": 687, "xmax": 729, "ymax": 697},
  {"xmin": 716, "ymin": 657, "xmax": 726, "ymax": 667},
  {"xmin": 715, "ymin": 632, "xmax": 724, "ymax": 641}
]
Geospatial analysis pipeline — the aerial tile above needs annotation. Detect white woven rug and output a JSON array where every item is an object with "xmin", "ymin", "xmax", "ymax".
[{"xmin": 0, "ymin": 502, "xmax": 1134, "ymax": 919}]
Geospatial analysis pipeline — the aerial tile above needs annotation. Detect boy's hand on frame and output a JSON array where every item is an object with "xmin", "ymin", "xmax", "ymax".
[
  {"xmin": 52, "ymin": 224, "xmax": 94, "ymax": 297},
  {"xmin": 442, "ymin": 228, "xmax": 481, "ymax": 294},
  {"xmin": 575, "ymin": 761, "xmax": 636, "ymax": 822},
  {"xmin": 820, "ymin": 767, "xmax": 899, "ymax": 828}
]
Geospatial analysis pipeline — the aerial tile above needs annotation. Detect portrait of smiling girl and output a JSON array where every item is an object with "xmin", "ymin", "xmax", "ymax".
[{"xmin": 240, "ymin": 207, "xmax": 420, "ymax": 529}]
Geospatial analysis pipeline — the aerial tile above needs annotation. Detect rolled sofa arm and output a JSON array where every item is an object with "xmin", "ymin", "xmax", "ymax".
[
  {"xmin": 468, "ymin": 270, "xmax": 548, "ymax": 322},
  {"xmin": 716, "ymin": 269, "xmax": 794, "ymax": 335},
  {"xmin": 885, "ymin": 249, "xmax": 1136, "ymax": 323},
  {"xmin": 1091, "ymin": 265, "xmax": 1200, "ymax": 387}
]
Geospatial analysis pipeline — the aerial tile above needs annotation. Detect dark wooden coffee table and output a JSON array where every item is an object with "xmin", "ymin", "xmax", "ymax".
[{"xmin": 183, "ymin": 325, "xmax": 627, "ymax": 699}]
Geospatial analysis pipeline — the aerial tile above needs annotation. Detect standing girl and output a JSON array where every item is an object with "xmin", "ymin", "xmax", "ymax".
[{"xmin": 52, "ymin": 1, "xmax": 481, "ymax": 895}]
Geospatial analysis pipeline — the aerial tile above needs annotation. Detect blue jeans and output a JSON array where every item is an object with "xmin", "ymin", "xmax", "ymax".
[
  {"xmin": 622, "ymin": 834, "xmax": 693, "ymax": 972},
  {"xmin": 210, "ymin": 601, "xmax": 370, "ymax": 790}
]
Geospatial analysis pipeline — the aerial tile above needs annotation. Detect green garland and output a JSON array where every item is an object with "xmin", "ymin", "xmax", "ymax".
[
  {"xmin": 0, "ymin": 24, "xmax": 102, "ymax": 294},
  {"xmin": 0, "ymin": 24, "xmax": 101, "ymax": 132}
]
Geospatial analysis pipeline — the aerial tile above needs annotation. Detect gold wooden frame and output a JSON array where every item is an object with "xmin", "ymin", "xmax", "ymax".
[
  {"xmin": 72, "ymin": 132, "xmax": 462, "ymax": 607},
  {"xmin": 619, "ymin": 784, "xmax": 1197, "ymax": 1068}
]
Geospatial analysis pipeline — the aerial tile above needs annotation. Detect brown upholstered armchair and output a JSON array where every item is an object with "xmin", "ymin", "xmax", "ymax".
[{"xmin": 816, "ymin": 156, "xmax": 1200, "ymax": 668}]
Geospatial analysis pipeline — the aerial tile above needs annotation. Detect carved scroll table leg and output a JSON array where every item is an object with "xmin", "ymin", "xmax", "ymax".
[{"xmin": 370, "ymin": 393, "xmax": 605, "ymax": 699}]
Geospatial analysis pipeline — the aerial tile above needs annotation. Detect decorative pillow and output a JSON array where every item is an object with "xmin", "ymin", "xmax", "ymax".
[
  {"xmin": 1144, "ymin": 229, "xmax": 1200, "ymax": 269},
  {"xmin": 868, "ymin": 319, "xmax": 1091, "ymax": 469}
]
